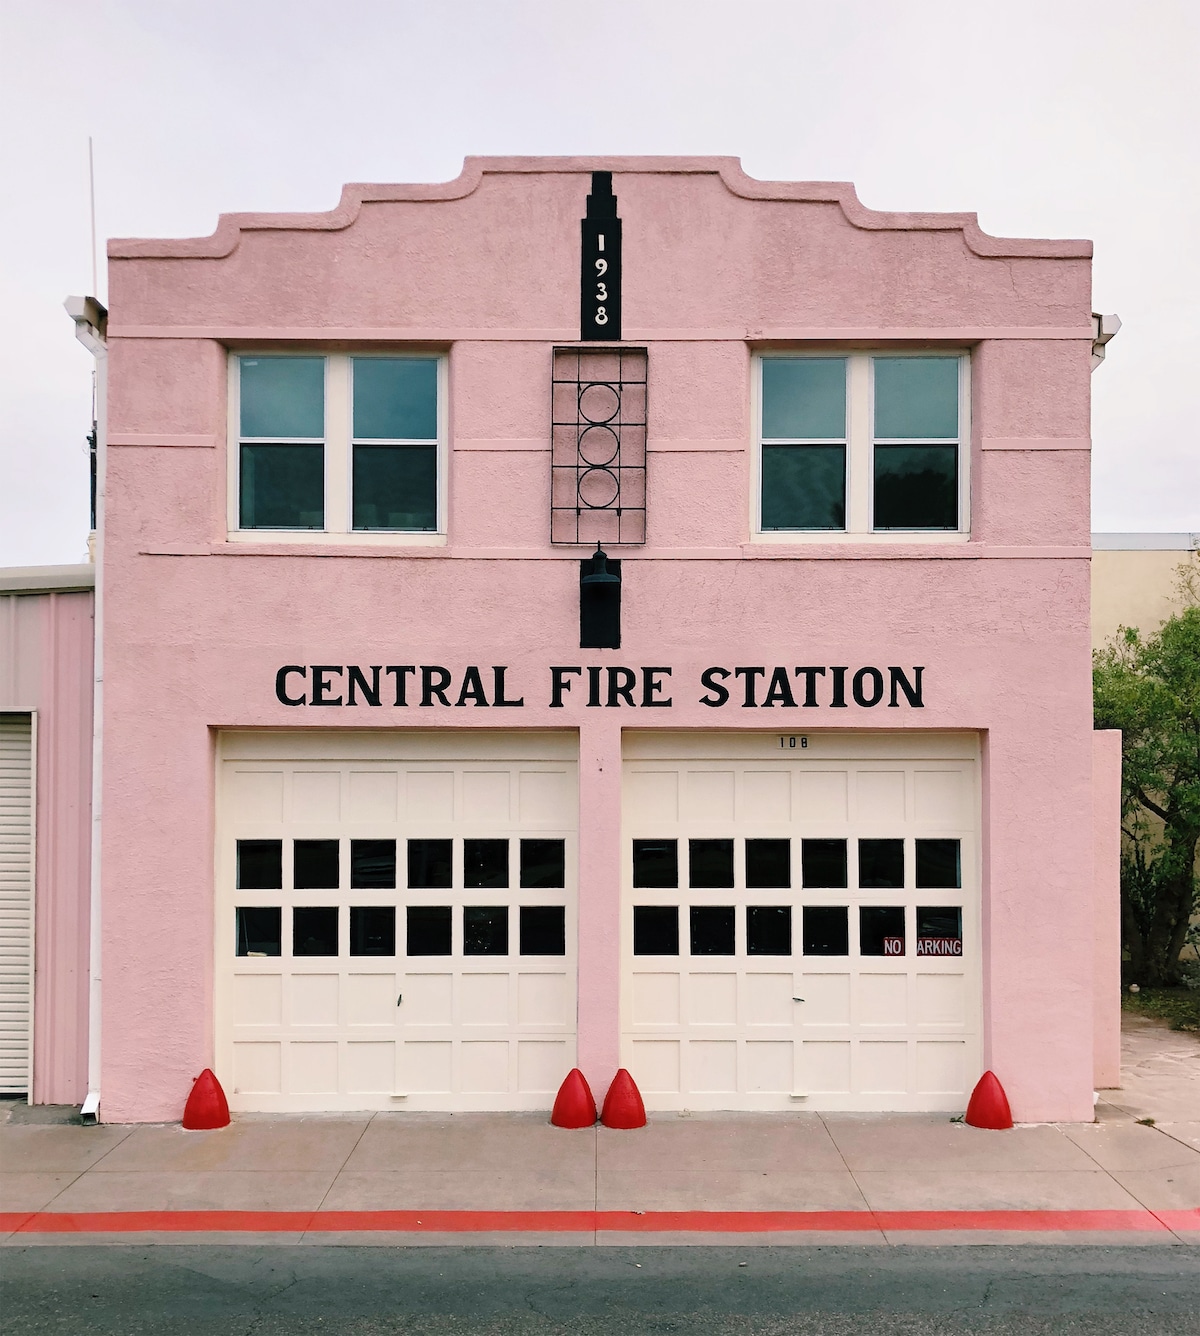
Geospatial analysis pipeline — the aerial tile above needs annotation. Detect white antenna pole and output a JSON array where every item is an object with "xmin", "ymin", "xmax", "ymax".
[{"xmin": 88, "ymin": 136, "xmax": 98, "ymax": 298}]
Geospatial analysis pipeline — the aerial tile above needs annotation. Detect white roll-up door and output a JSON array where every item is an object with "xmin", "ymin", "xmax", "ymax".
[{"xmin": 0, "ymin": 714, "xmax": 34, "ymax": 1095}]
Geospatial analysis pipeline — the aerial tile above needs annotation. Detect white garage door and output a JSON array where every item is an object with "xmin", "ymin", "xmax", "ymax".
[
  {"xmin": 621, "ymin": 732, "xmax": 980, "ymax": 1112},
  {"xmin": 216, "ymin": 732, "xmax": 578, "ymax": 1112},
  {"xmin": 0, "ymin": 715, "xmax": 34, "ymax": 1095}
]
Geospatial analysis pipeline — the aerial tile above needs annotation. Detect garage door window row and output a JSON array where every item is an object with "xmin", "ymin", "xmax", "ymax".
[
  {"xmin": 632, "ymin": 904, "xmax": 963, "ymax": 957},
  {"xmin": 632, "ymin": 837, "xmax": 960, "ymax": 889},
  {"xmin": 235, "ymin": 903, "xmax": 567, "ymax": 958},
  {"xmin": 236, "ymin": 837, "xmax": 567, "ymax": 890}
]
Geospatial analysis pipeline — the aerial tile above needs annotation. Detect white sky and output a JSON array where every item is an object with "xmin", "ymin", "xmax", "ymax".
[{"xmin": 1, "ymin": 0, "xmax": 1197, "ymax": 565}]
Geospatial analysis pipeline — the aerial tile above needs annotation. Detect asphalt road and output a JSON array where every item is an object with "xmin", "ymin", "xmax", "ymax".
[{"xmin": 3, "ymin": 1244, "xmax": 1199, "ymax": 1334}]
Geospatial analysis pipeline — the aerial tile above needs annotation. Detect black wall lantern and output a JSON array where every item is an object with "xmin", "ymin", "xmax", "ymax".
[{"xmin": 580, "ymin": 543, "xmax": 621, "ymax": 649}]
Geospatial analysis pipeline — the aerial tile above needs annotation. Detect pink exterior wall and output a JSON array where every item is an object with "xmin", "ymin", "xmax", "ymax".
[
  {"xmin": 0, "ymin": 586, "xmax": 94, "ymax": 1103},
  {"xmin": 1093, "ymin": 729, "xmax": 1123, "ymax": 1088},
  {"xmin": 101, "ymin": 157, "xmax": 1101, "ymax": 1122}
]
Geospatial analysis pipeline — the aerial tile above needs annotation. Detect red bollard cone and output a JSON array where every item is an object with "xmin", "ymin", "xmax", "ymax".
[
  {"xmin": 964, "ymin": 1070, "xmax": 1013, "ymax": 1129},
  {"xmin": 600, "ymin": 1068, "xmax": 647, "ymax": 1129},
  {"xmin": 182, "ymin": 1068, "xmax": 230, "ymax": 1130},
  {"xmin": 551, "ymin": 1068, "xmax": 598, "ymax": 1128}
]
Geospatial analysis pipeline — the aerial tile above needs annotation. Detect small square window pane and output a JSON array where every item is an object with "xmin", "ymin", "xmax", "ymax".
[
  {"xmin": 408, "ymin": 839, "xmax": 453, "ymax": 889},
  {"xmin": 294, "ymin": 839, "xmax": 339, "ymax": 890},
  {"xmin": 294, "ymin": 906, "xmax": 338, "ymax": 956},
  {"xmin": 352, "ymin": 444, "xmax": 437, "ymax": 531},
  {"xmin": 689, "ymin": 839, "xmax": 734, "ymax": 888},
  {"xmin": 353, "ymin": 358, "xmax": 438, "ymax": 440},
  {"xmin": 746, "ymin": 839, "xmax": 790, "ymax": 888},
  {"xmin": 407, "ymin": 905, "xmax": 452, "ymax": 956},
  {"xmin": 520, "ymin": 839, "xmax": 566, "ymax": 889},
  {"xmin": 464, "ymin": 906, "xmax": 508, "ymax": 955},
  {"xmin": 240, "ymin": 443, "xmax": 324, "ymax": 529},
  {"xmin": 633, "ymin": 839, "xmax": 678, "ymax": 888},
  {"xmin": 690, "ymin": 905, "xmax": 735, "ymax": 955},
  {"xmin": 860, "ymin": 906, "xmax": 906, "ymax": 956},
  {"xmin": 761, "ymin": 445, "xmax": 845, "ymax": 530},
  {"xmin": 801, "ymin": 839, "xmax": 847, "ymax": 888},
  {"xmin": 351, "ymin": 839, "xmax": 396, "ymax": 889},
  {"xmin": 350, "ymin": 906, "xmax": 396, "ymax": 956},
  {"xmin": 520, "ymin": 905, "xmax": 566, "ymax": 955},
  {"xmin": 237, "ymin": 839, "xmax": 281, "ymax": 890},
  {"xmin": 633, "ymin": 905, "xmax": 679, "ymax": 955},
  {"xmin": 916, "ymin": 839, "xmax": 961, "ymax": 889},
  {"xmin": 240, "ymin": 357, "xmax": 324, "ymax": 439},
  {"xmin": 762, "ymin": 358, "xmax": 846, "ymax": 439},
  {"xmin": 465, "ymin": 839, "xmax": 508, "ymax": 889},
  {"xmin": 803, "ymin": 905, "xmax": 849, "ymax": 956},
  {"xmin": 236, "ymin": 906, "xmax": 281, "ymax": 956},
  {"xmin": 858, "ymin": 839, "xmax": 904, "ymax": 889},
  {"xmin": 873, "ymin": 445, "xmax": 957, "ymax": 530},
  {"xmin": 917, "ymin": 905, "xmax": 963, "ymax": 956},
  {"xmin": 873, "ymin": 357, "xmax": 959, "ymax": 439},
  {"xmin": 747, "ymin": 905, "xmax": 792, "ymax": 955}
]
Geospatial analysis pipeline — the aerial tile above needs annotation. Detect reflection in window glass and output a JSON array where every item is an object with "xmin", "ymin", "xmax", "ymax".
[
  {"xmin": 240, "ymin": 357, "xmax": 325, "ymax": 439},
  {"xmin": 633, "ymin": 905, "xmax": 679, "ymax": 955},
  {"xmin": 350, "ymin": 906, "xmax": 395, "ymax": 956},
  {"xmin": 520, "ymin": 839, "xmax": 565, "ymax": 888},
  {"xmin": 801, "ymin": 839, "xmax": 847, "ymax": 888},
  {"xmin": 351, "ymin": 839, "xmax": 397, "ymax": 889},
  {"xmin": 746, "ymin": 838, "xmax": 790, "ymax": 888},
  {"xmin": 916, "ymin": 839, "xmax": 961, "ymax": 888},
  {"xmin": 873, "ymin": 358, "xmax": 958, "ymax": 440},
  {"xmin": 464, "ymin": 906, "xmax": 508, "ymax": 955},
  {"xmin": 236, "ymin": 906, "xmax": 281, "ymax": 956},
  {"xmin": 240, "ymin": 444, "xmax": 325, "ymax": 530},
  {"xmin": 294, "ymin": 839, "xmax": 339, "ymax": 889},
  {"xmin": 408, "ymin": 839, "xmax": 453, "ymax": 889},
  {"xmin": 407, "ymin": 905, "xmax": 452, "ymax": 956},
  {"xmin": 803, "ymin": 905, "xmax": 849, "ymax": 955},
  {"xmin": 633, "ymin": 839, "xmax": 678, "ymax": 888},
  {"xmin": 520, "ymin": 906, "xmax": 566, "ymax": 955},
  {"xmin": 858, "ymin": 838, "xmax": 904, "ymax": 889},
  {"xmin": 294, "ymin": 906, "xmax": 338, "ymax": 956},
  {"xmin": 747, "ymin": 905, "xmax": 791, "ymax": 955},
  {"xmin": 465, "ymin": 839, "xmax": 508, "ymax": 889},
  {"xmin": 352, "ymin": 358, "xmax": 437, "ymax": 440},
  {"xmin": 690, "ymin": 905, "xmax": 735, "ymax": 955},
  {"xmin": 237, "ymin": 840, "xmax": 282, "ymax": 890},
  {"xmin": 860, "ymin": 905, "xmax": 906, "ymax": 956},
  {"xmin": 762, "ymin": 358, "xmax": 846, "ymax": 439},
  {"xmin": 873, "ymin": 445, "xmax": 957, "ymax": 530},
  {"xmin": 761, "ymin": 445, "xmax": 846, "ymax": 530},
  {"xmin": 352, "ymin": 444, "xmax": 437, "ymax": 531},
  {"xmin": 689, "ymin": 839, "xmax": 734, "ymax": 888},
  {"xmin": 917, "ymin": 905, "xmax": 963, "ymax": 956}
]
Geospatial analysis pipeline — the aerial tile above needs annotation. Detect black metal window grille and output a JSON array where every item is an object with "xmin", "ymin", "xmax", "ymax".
[{"xmin": 551, "ymin": 346, "xmax": 647, "ymax": 546}]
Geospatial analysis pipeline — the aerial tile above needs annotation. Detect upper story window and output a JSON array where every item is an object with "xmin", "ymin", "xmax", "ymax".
[
  {"xmin": 232, "ymin": 353, "xmax": 444, "ymax": 539},
  {"xmin": 756, "ymin": 352, "xmax": 968, "ymax": 539}
]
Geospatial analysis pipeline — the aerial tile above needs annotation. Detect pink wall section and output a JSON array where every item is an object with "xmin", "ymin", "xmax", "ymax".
[
  {"xmin": 0, "ymin": 589, "xmax": 93, "ymax": 1103},
  {"xmin": 1093, "ymin": 729, "xmax": 1123, "ymax": 1089},
  {"xmin": 98, "ymin": 157, "xmax": 1104, "ymax": 1122}
]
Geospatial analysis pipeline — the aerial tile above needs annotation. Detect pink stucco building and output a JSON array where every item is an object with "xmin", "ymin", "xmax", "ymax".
[{"xmin": 25, "ymin": 157, "xmax": 1123, "ymax": 1124}]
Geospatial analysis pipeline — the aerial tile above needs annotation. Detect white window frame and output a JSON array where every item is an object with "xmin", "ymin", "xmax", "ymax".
[
  {"xmin": 227, "ymin": 352, "xmax": 448, "ymax": 545},
  {"xmin": 752, "ymin": 350, "xmax": 970, "ymax": 543}
]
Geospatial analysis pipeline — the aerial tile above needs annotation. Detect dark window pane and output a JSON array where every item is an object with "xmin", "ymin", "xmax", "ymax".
[
  {"xmin": 464, "ymin": 906, "xmax": 508, "ymax": 955},
  {"xmin": 633, "ymin": 905, "xmax": 679, "ymax": 955},
  {"xmin": 633, "ymin": 839, "xmax": 677, "ymax": 888},
  {"xmin": 761, "ymin": 445, "xmax": 845, "ymax": 530},
  {"xmin": 917, "ymin": 906, "xmax": 963, "ymax": 957},
  {"xmin": 860, "ymin": 906, "xmax": 906, "ymax": 956},
  {"xmin": 350, "ymin": 906, "xmax": 396, "ymax": 956},
  {"xmin": 689, "ymin": 839, "xmax": 734, "ymax": 888},
  {"xmin": 352, "ymin": 444, "xmax": 437, "ymax": 531},
  {"xmin": 236, "ymin": 906, "xmax": 281, "ymax": 956},
  {"xmin": 520, "ymin": 905, "xmax": 566, "ymax": 956},
  {"xmin": 240, "ymin": 443, "xmax": 324, "ymax": 529},
  {"xmin": 407, "ymin": 905, "xmax": 452, "ymax": 956},
  {"xmin": 916, "ymin": 839, "xmax": 961, "ymax": 889},
  {"xmin": 408, "ymin": 839, "xmax": 452, "ymax": 889},
  {"xmin": 803, "ymin": 905, "xmax": 849, "ymax": 956},
  {"xmin": 240, "ymin": 356, "xmax": 325, "ymax": 439},
  {"xmin": 294, "ymin": 839, "xmax": 339, "ymax": 889},
  {"xmin": 746, "ymin": 838, "xmax": 790, "ymax": 888},
  {"xmin": 690, "ymin": 905, "xmax": 736, "ymax": 955},
  {"xmin": 761, "ymin": 358, "xmax": 846, "ymax": 439},
  {"xmin": 465, "ymin": 839, "xmax": 508, "ymax": 889},
  {"xmin": 353, "ymin": 357, "xmax": 438, "ymax": 440},
  {"xmin": 858, "ymin": 838, "xmax": 904, "ymax": 889},
  {"xmin": 747, "ymin": 905, "xmax": 791, "ymax": 955},
  {"xmin": 237, "ymin": 839, "xmax": 282, "ymax": 890},
  {"xmin": 520, "ymin": 838, "xmax": 566, "ymax": 889},
  {"xmin": 873, "ymin": 357, "xmax": 958, "ymax": 440},
  {"xmin": 294, "ymin": 906, "xmax": 338, "ymax": 956},
  {"xmin": 873, "ymin": 445, "xmax": 957, "ymax": 530},
  {"xmin": 351, "ymin": 839, "xmax": 397, "ymax": 889},
  {"xmin": 802, "ymin": 839, "xmax": 847, "ymax": 888}
]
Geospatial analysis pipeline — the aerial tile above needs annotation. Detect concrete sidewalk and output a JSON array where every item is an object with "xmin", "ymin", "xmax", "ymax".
[{"xmin": 2, "ymin": 1016, "xmax": 1196, "ymax": 1247}]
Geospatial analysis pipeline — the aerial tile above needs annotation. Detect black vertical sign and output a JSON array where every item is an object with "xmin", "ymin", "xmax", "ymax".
[{"xmin": 580, "ymin": 171, "xmax": 621, "ymax": 341}]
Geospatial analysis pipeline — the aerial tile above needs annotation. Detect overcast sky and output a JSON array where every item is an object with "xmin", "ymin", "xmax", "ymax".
[{"xmin": 2, "ymin": 0, "xmax": 1196, "ymax": 566}]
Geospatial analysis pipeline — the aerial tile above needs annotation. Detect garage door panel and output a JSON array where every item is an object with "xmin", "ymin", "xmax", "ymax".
[
  {"xmin": 348, "ymin": 771, "xmax": 398, "ymax": 822},
  {"xmin": 858, "ymin": 973, "xmax": 907, "ymax": 1027},
  {"xmin": 345, "ymin": 973, "xmax": 397, "ymax": 1026},
  {"xmin": 632, "ymin": 972, "xmax": 679, "ymax": 1026},
  {"xmin": 516, "ymin": 972, "xmax": 568, "ymax": 1028}
]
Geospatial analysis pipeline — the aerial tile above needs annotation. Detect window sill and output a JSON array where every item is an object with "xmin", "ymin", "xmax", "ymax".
[
  {"xmin": 225, "ymin": 529, "xmax": 447, "ymax": 549},
  {"xmin": 750, "ymin": 530, "xmax": 970, "ymax": 545}
]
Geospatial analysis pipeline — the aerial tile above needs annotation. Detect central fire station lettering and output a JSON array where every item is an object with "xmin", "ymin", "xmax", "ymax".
[{"xmin": 275, "ymin": 664, "xmax": 924, "ymax": 708}]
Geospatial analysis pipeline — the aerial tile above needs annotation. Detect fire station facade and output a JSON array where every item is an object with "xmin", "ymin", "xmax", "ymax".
[{"xmin": 87, "ymin": 157, "xmax": 1118, "ymax": 1123}]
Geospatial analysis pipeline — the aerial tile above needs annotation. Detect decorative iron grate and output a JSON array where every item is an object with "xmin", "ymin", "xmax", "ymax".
[{"xmin": 551, "ymin": 346, "xmax": 647, "ymax": 546}]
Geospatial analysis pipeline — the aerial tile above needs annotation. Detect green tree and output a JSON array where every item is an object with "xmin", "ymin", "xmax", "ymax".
[{"xmin": 1093, "ymin": 556, "xmax": 1200, "ymax": 985}]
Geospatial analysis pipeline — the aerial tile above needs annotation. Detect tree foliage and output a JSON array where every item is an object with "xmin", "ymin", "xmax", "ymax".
[{"xmin": 1093, "ymin": 556, "xmax": 1200, "ymax": 985}]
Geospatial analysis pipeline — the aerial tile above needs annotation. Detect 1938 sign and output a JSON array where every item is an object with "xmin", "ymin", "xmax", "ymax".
[{"xmin": 581, "ymin": 171, "xmax": 621, "ymax": 341}]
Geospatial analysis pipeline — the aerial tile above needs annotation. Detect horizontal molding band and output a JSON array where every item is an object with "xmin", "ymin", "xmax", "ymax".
[
  {"xmin": 980, "ymin": 437, "xmax": 1090, "ymax": 451},
  {"xmin": 108, "ymin": 433, "xmax": 216, "ymax": 449}
]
